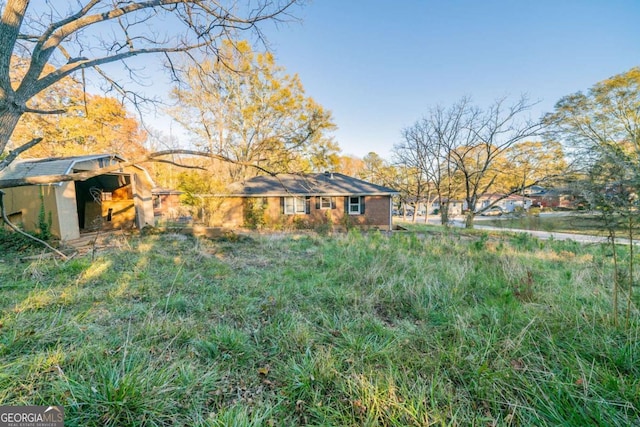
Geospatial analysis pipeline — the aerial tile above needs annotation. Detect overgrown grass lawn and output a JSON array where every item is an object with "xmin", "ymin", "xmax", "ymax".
[{"xmin": 1, "ymin": 230, "xmax": 639, "ymax": 425}]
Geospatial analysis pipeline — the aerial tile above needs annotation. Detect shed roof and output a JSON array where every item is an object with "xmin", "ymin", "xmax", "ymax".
[
  {"xmin": 0, "ymin": 154, "xmax": 126, "ymax": 181},
  {"xmin": 228, "ymin": 173, "xmax": 398, "ymax": 197}
]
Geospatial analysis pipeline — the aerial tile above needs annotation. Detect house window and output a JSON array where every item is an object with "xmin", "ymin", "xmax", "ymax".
[
  {"xmin": 320, "ymin": 196, "xmax": 332, "ymax": 209},
  {"xmin": 349, "ymin": 196, "xmax": 361, "ymax": 215},
  {"xmin": 284, "ymin": 196, "xmax": 307, "ymax": 214}
]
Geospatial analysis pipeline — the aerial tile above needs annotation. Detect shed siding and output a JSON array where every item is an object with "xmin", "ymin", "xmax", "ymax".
[
  {"xmin": 55, "ymin": 182, "xmax": 80, "ymax": 240},
  {"xmin": 2, "ymin": 185, "xmax": 61, "ymax": 238},
  {"xmin": 133, "ymin": 172, "xmax": 155, "ymax": 229}
]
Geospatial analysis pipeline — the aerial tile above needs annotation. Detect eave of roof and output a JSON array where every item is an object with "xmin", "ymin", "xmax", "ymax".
[
  {"xmin": 0, "ymin": 154, "xmax": 154, "ymax": 187},
  {"xmin": 228, "ymin": 173, "xmax": 399, "ymax": 197}
]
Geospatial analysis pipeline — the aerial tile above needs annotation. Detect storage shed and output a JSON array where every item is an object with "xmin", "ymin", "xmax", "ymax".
[{"xmin": 0, "ymin": 154, "xmax": 155, "ymax": 240}]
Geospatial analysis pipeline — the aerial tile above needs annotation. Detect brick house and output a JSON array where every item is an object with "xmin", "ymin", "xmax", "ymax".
[
  {"xmin": 152, "ymin": 187, "xmax": 184, "ymax": 218},
  {"xmin": 210, "ymin": 172, "xmax": 398, "ymax": 230}
]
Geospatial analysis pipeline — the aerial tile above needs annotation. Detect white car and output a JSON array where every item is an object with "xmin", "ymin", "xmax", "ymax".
[{"xmin": 480, "ymin": 207, "xmax": 503, "ymax": 216}]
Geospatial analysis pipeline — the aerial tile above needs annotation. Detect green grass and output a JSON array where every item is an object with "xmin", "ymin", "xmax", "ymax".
[{"xmin": 1, "ymin": 228, "xmax": 639, "ymax": 425}]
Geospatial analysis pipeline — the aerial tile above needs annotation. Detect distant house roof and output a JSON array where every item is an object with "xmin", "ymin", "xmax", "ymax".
[
  {"xmin": 228, "ymin": 172, "xmax": 398, "ymax": 197},
  {"xmin": 479, "ymin": 193, "xmax": 533, "ymax": 201},
  {"xmin": 152, "ymin": 187, "xmax": 183, "ymax": 195},
  {"xmin": 0, "ymin": 154, "xmax": 126, "ymax": 182}
]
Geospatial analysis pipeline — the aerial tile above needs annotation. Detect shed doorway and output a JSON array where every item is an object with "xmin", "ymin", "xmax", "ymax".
[{"xmin": 74, "ymin": 173, "xmax": 135, "ymax": 231}]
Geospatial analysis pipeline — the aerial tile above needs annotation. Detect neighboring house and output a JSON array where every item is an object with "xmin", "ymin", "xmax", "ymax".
[
  {"xmin": 477, "ymin": 194, "xmax": 533, "ymax": 213},
  {"xmin": 529, "ymin": 189, "xmax": 581, "ymax": 209},
  {"xmin": 0, "ymin": 154, "xmax": 155, "ymax": 241},
  {"xmin": 427, "ymin": 198, "xmax": 466, "ymax": 216},
  {"xmin": 152, "ymin": 188, "xmax": 184, "ymax": 218},
  {"xmin": 426, "ymin": 194, "xmax": 533, "ymax": 216},
  {"xmin": 210, "ymin": 172, "xmax": 398, "ymax": 230},
  {"xmin": 523, "ymin": 185, "xmax": 546, "ymax": 196}
]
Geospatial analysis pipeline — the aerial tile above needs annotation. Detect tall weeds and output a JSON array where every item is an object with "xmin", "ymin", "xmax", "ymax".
[{"xmin": 0, "ymin": 230, "xmax": 638, "ymax": 425}]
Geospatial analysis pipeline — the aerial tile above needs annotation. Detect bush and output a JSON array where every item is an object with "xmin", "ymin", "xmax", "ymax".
[
  {"xmin": 243, "ymin": 198, "xmax": 266, "ymax": 230},
  {"xmin": 314, "ymin": 211, "xmax": 333, "ymax": 236},
  {"xmin": 292, "ymin": 216, "xmax": 311, "ymax": 230},
  {"xmin": 36, "ymin": 189, "xmax": 53, "ymax": 241},
  {"xmin": 513, "ymin": 206, "xmax": 525, "ymax": 217}
]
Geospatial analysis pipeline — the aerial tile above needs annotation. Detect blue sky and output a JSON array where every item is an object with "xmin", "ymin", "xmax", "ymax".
[{"xmin": 254, "ymin": 0, "xmax": 640, "ymax": 159}]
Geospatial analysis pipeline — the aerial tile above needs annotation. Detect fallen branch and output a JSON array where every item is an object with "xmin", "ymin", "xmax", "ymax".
[{"xmin": 0, "ymin": 149, "xmax": 277, "ymax": 189}]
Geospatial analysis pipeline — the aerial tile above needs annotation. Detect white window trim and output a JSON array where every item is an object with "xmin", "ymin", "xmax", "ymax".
[
  {"xmin": 348, "ymin": 196, "xmax": 361, "ymax": 215},
  {"xmin": 320, "ymin": 196, "xmax": 332, "ymax": 209},
  {"xmin": 284, "ymin": 196, "xmax": 307, "ymax": 215}
]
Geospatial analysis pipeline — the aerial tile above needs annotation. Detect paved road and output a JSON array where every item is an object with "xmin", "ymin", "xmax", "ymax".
[
  {"xmin": 397, "ymin": 214, "xmax": 637, "ymax": 245},
  {"xmin": 473, "ymin": 224, "xmax": 618, "ymax": 244}
]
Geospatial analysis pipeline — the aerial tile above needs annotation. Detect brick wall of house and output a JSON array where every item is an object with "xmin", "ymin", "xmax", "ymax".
[
  {"xmin": 243, "ymin": 195, "xmax": 392, "ymax": 230},
  {"xmin": 153, "ymin": 193, "xmax": 182, "ymax": 217},
  {"xmin": 358, "ymin": 195, "xmax": 392, "ymax": 229},
  {"xmin": 208, "ymin": 197, "xmax": 244, "ymax": 227}
]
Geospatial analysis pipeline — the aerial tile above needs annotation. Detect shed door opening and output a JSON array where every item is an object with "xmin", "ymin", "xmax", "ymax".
[{"xmin": 75, "ymin": 174, "xmax": 133, "ymax": 231}]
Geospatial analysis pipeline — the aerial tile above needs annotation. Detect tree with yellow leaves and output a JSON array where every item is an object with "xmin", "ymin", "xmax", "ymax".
[
  {"xmin": 499, "ymin": 140, "xmax": 566, "ymax": 194},
  {"xmin": 546, "ymin": 67, "xmax": 640, "ymax": 180},
  {"xmin": 0, "ymin": 0, "xmax": 300, "ymax": 173},
  {"xmin": 12, "ymin": 84, "xmax": 147, "ymax": 159},
  {"xmin": 168, "ymin": 40, "xmax": 338, "ymax": 182},
  {"xmin": 546, "ymin": 67, "xmax": 640, "ymax": 327}
]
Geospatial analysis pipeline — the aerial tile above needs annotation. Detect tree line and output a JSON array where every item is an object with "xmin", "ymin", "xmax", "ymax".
[
  {"xmin": 1, "ymin": 2, "xmax": 639, "ymax": 237},
  {"xmin": 357, "ymin": 68, "xmax": 640, "ymax": 232}
]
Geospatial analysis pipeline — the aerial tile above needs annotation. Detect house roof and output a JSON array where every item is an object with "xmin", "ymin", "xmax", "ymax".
[
  {"xmin": 479, "ymin": 193, "xmax": 533, "ymax": 201},
  {"xmin": 0, "ymin": 154, "xmax": 126, "ymax": 181},
  {"xmin": 228, "ymin": 172, "xmax": 399, "ymax": 197},
  {"xmin": 152, "ymin": 187, "xmax": 183, "ymax": 195}
]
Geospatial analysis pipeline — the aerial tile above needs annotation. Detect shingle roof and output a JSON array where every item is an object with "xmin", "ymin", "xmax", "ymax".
[
  {"xmin": 152, "ymin": 187, "xmax": 183, "ymax": 195},
  {"xmin": 0, "ymin": 154, "xmax": 125, "ymax": 181},
  {"xmin": 229, "ymin": 173, "xmax": 398, "ymax": 196}
]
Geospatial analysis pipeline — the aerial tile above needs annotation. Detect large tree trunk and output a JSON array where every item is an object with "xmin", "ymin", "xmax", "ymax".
[
  {"xmin": 0, "ymin": 105, "xmax": 23, "ymax": 164},
  {"xmin": 465, "ymin": 211, "xmax": 475, "ymax": 228},
  {"xmin": 440, "ymin": 200, "xmax": 449, "ymax": 226}
]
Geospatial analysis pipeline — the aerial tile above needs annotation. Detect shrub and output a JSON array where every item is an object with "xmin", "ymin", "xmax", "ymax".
[
  {"xmin": 36, "ymin": 189, "xmax": 53, "ymax": 241},
  {"xmin": 293, "ymin": 216, "xmax": 311, "ymax": 230},
  {"xmin": 314, "ymin": 211, "xmax": 333, "ymax": 236},
  {"xmin": 243, "ymin": 198, "xmax": 266, "ymax": 230}
]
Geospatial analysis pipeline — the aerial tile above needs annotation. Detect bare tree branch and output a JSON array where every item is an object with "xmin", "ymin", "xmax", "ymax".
[
  {"xmin": 151, "ymin": 157, "xmax": 206, "ymax": 170},
  {"xmin": 0, "ymin": 137, "xmax": 42, "ymax": 170},
  {"xmin": 0, "ymin": 0, "xmax": 302, "ymax": 168}
]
